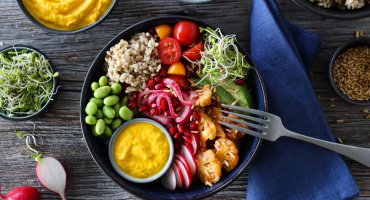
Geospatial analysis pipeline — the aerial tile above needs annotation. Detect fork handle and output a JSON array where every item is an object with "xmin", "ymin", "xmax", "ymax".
[{"xmin": 284, "ymin": 130, "xmax": 370, "ymax": 167}]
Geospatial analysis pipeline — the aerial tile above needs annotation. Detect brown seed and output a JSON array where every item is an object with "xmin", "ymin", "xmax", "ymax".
[
  {"xmin": 336, "ymin": 119, "xmax": 344, "ymax": 123},
  {"xmin": 337, "ymin": 137, "xmax": 344, "ymax": 144},
  {"xmin": 362, "ymin": 109, "xmax": 369, "ymax": 113}
]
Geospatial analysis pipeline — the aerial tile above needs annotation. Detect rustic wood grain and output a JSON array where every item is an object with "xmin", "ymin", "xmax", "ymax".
[{"xmin": 0, "ymin": 0, "xmax": 369, "ymax": 199}]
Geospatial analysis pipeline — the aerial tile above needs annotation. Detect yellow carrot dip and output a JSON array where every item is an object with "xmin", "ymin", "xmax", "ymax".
[
  {"xmin": 22, "ymin": 0, "xmax": 112, "ymax": 31},
  {"xmin": 113, "ymin": 122, "xmax": 170, "ymax": 179}
]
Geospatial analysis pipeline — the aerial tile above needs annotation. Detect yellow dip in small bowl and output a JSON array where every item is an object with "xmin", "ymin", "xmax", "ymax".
[
  {"xmin": 19, "ymin": 0, "xmax": 115, "ymax": 33},
  {"xmin": 109, "ymin": 118, "xmax": 174, "ymax": 183}
]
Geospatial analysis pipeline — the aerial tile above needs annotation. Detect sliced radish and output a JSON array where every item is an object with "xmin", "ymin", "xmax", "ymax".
[
  {"xmin": 172, "ymin": 162, "xmax": 184, "ymax": 189},
  {"xmin": 191, "ymin": 134, "xmax": 199, "ymax": 155},
  {"xmin": 175, "ymin": 154, "xmax": 191, "ymax": 174},
  {"xmin": 161, "ymin": 167, "xmax": 176, "ymax": 191},
  {"xmin": 181, "ymin": 145, "xmax": 197, "ymax": 175},
  {"xmin": 175, "ymin": 159, "xmax": 192, "ymax": 189}
]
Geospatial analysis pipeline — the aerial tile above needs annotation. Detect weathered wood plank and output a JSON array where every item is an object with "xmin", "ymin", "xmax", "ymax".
[{"xmin": 0, "ymin": 0, "xmax": 369, "ymax": 199}]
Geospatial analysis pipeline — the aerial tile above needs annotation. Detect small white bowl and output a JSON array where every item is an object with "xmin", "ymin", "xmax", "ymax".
[{"xmin": 108, "ymin": 118, "xmax": 174, "ymax": 183}]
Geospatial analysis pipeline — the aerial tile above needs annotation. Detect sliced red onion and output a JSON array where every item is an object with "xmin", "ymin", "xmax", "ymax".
[
  {"xmin": 143, "ymin": 111, "xmax": 173, "ymax": 127},
  {"xmin": 156, "ymin": 94, "xmax": 179, "ymax": 118},
  {"xmin": 162, "ymin": 78, "xmax": 196, "ymax": 105},
  {"xmin": 175, "ymin": 105, "xmax": 192, "ymax": 124}
]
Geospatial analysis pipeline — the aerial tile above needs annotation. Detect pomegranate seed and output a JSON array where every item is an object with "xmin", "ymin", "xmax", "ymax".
[
  {"xmin": 139, "ymin": 105, "xmax": 148, "ymax": 112},
  {"xmin": 160, "ymin": 98, "xmax": 168, "ymax": 111},
  {"xmin": 183, "ymin": 131, "xmax": 192, "ymax": 138},
  {"xmin": 169, "ymin": 126, "xmax": 177, "ymax": 135},
  {"xmin": 147, "ymin": 79, "xmax": 155, "ymax": 89},
  {"xmin": 183, "ymin": 135, "xmax": 192, "ymax": 144},
  {"xmin": 128, "ymin": 101, "xmax": 136, "ymax": 108},
  {"xmin": 155, "ymin": 83, "xmax": 165, "ymax": 90},
  {"xmin": 160, "ymin": 68, "xmax": 167, "ymax": 77},
  {"xmin": 149, "ymin": 108, "xmax": 159, "ymax": 115},
  {"xmin": 192, "ymin": 111, "xmax": 200, "ymax": 121},
  {"xmin": 235, "ymin": 79, "xmax": 245, "ymax": 85},
  {"xmin": 164, "ymin": 111, "xmax": 170, "ymax": 116},
  {"xmin": 173, "ymin": 98, "xmax": 180, "ymax": 108},
  {"xmin": 151, "ymin": 103, "xmax": 157, "ymax": 109},
  {"xmin": 154, "ymin": 75, "xmax": 161, "ymax": 83},
  {"xmin": 129, "ymin": 92, "xmax": 138, "ymax": 101},
  {"xmin": 177, "ymin": 124, "xmax": 185, "ymax": 133},
  {"xmin": 174, "ymin": 132, "xmax": 182, "ymax": 140},
  {"xmin": 190, "ymin": 122, "xmax": 198, "ymax": 130},
  {"xmin": 175, "ymin": 142, "xmax": 181, "ymax": 151}
]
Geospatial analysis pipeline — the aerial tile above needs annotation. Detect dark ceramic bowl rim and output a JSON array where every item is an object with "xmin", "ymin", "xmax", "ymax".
[
  {"xmin": 80, "ymin": 16, "xmax": 267, "ymax": 199},
  {"xmin": 329, "ymin": 37, "xmax": 370, "ymax": 106},
  {"xmin": 0, "ymin": 45, "xmax": 58, "ymax": 121},
  {"xmin": 292, "ymin": 0, "xmax": 370, "ymax": 19},
  {"xmin": 16, "ymin": 0, "xmax": 117, "ymax": 35}
]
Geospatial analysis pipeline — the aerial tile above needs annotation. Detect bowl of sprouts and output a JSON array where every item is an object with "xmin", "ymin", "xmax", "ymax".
[{"xmin": 0, "ymin": 45, "xmax": 58, "ymax": 121}]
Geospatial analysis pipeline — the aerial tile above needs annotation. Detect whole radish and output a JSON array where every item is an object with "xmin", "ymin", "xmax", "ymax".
[
  {"xmin": 17, "ymin": 130, "xmax": 67, "ymax": 200},
  {"xmin": 0, "ymin": 186, "xmax": 40, "ymax": 200}
]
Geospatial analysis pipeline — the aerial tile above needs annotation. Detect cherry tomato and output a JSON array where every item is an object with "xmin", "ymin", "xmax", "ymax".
[
  {"xmin": 173, "ymin": 21, "xmax": 200, "ymax": 46},
  {"xmin": 155, "ymin": 24, "xmax": 173, "ymax": 40},
  {"xmin": 167, "ymin": 75, "xmax": 189, "ymax": 90},
  {"xmin": 157, "ymin": 37, "xmax": 181, "ymax": 65},
  {"xmin": 183, "ymin": 41, "xmax": 204, "ymax": 61},
  {"xmin": 168, "ymin": 61, "xmax": 186, "ymax": 76}
]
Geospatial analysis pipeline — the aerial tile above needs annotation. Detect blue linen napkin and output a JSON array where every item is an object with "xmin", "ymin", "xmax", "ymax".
[{"xmin": 247, "ymin": 0, "xmax": 359, "ymax": 199}]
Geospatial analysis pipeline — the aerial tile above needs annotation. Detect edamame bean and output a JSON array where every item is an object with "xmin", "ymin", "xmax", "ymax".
[
  {"xmin": 104, "ymin": 126, "xmax": 113, "ymax": 138},
  {"xmin": 99, "ymin": 76, "xmax": 108, "ymax": 86},
  {"xmin": 111, "ymin": 83, "xmax": 122, "ymax": 95},
  {"xmin": 85, "ymin": 102, "xmax": 98, "ymax": 115},
  {"xmin": 114, "ymin": 103, "xmax": 121, "ymax": 117},
  {"xmin": 119, "ymin": 106, "xmax": 133, "ymax": 120},
  {"xmin": 102, "ymin": 105, "xmax": 115, "ymax": 119},
  {"xmin": 94, "ymin": 86, "xmax": 111, "ymax": 99},
  {"xmin": 103, "ymin": 95, "xmax": 119, "ymax": 106},
  {"xmin": 95, "ymin": 119, "xmax": 105, "ymax": 135},
  {"xmin": 92, "ymin": 125, "xmax": 99, "ymax": 136},
  {"xmin": 104, "ymin": 118, "xmax": 113, "ymax": 125},
  {"xmin": 91, "ymin": 82, "xmax": 99, "ymax": 92},
  {"xmin": 120, "ymin": 95, "xmax": 129, "ymax": 106},
  {"xmin": 111, "ymin": 118, "xmax": 122, "ymax": 130},
  {"xmin": 90, "ymin": 98, "xmax": 103, "ymax": 107},
  {"xmin": 85, "ymin": 115, "xmax": 97, "ymax": 125},
  {"xmin": 95, "ymin": 109, "xmax": 103, "ymax": 119}
]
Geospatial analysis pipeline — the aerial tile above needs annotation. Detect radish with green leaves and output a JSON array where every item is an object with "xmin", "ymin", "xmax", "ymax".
[{"xmin": 17, "ymin": 131, "xmax": 67, "ymax": 200}]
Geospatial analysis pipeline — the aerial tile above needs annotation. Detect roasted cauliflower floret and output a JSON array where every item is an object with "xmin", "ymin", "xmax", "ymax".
[
  {"xmin": 195, "ymin": 85, "xmax": 213, "ymax": 107},
  {"xmin": 198, "ymin": 112, "xmax": 217, "ymax": 150},
  {"xmin": 215, "ymin": 122, "xmax": 226, "ymax": 139},
  {"xmin": 214, "ymin": 138, "xmax": 239, "ymax": 172},
  {"xmin": 196, "ymin": 150, "xmax": 222, "ymax": 186}
]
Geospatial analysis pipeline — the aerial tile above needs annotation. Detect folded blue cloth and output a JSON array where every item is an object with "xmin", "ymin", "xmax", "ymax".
[{"xmin": 247, "ymin": 0, "xmax": 359, "ymax": 199}]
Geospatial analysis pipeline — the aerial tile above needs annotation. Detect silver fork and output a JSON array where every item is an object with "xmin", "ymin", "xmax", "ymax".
[{"xmin": 219, "ymin": 104, "xmax": 370, "ymax": 167}]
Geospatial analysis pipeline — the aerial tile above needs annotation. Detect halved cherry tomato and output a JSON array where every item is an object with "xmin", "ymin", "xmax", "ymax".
[
  {"xmin": 167, "ymin": 75, "xmax": 189, "ymax": 90},
  {"xmin": 183, "ymin": 41, "xmax": 204, "ymax": 61},
  {"xmin": 173, "ymin": 21, "xmax": 200, "ymax": 46},
  {"xmin": 155, "ymin": 24, "xmax": 173, "ymax": 40},
  {"xmin": 168, "ymin": 61, "xmax": 186, "ymax": 76},
  {"xmin": 157, "ymin": 37, "xmax": 181, "ymax": 65}
]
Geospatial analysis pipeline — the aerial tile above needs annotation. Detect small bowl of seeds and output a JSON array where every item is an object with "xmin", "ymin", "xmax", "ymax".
[{"xmin": 329, "ymin": 37, "xmax": 370, "ymax": 106}]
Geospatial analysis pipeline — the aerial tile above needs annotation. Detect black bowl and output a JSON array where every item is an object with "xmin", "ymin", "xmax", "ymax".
[
  {"xmin": 292, "ymin": 0, "xmax": 370, "ymax": 19},
  {"xmin": 80, "ymin": 16, "xmax": 267, "ymax": 199},
  {"xmin": 16, "ymin": 0, "xmax": 117, "ymax": 34},
  {"xmin": 0, "ymin": 45, "xmax": 58, "ymax": 121},
  {"xmin": 329, "ymin": 37, "xmax": 370, "ymax": 106}
]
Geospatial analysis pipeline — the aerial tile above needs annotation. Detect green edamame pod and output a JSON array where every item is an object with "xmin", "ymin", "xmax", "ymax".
[
  {"xmin": 92, "ymin": 125, "xmax": 99, "ymax": 136},
  {"xmin": 85, "ymin": 102, "xmax": 98, "ymax": 115},
  {"xmin": 111, "ymin": 118, "xmax": 122, "ymax": 130},
  {"xmin": 119, "ymin": 106, "xmax": 133, "ymax": 120},
  {"xmin": 111, "ymin": 83, "xmax": 123, "ymax": 95},
  {"xmin": 104, "ymin": 126, "xmax": 113, "ymax": 138},
  {"xmin": 95, "ymin": 109, "xmax": 103, "ymax": 119},
  {"xmin": 95, "ymin": 119, "xmax": 105, "ymax": 135},
  {"xmin": 91, "ymin": 82, "xmax": 99, "ymax": 92},
  {"xmin": 104, "ymin": 117, "xmax": 113, "ymax": 125},
  {"xmin": 94, "ymin": 86, "xmax": 111, "ymax": 99},
  {"xmin": 102, "ymin": 105, "xmax": 115, "ymax": 119},
  {"xmin": 90, "ymin": 98, "xmax": 104, "ymax": 107},
  {"xmin": 114, "ymin": 103, "xmax": 121, "ymax": 117},
  {"xmin": 85, "ymin": 115, "xmax": 97, "ymax": 125},
  {"xmin": 103, "ymin": 95, "xmax": 119, "ymax": 106},
  {"xmin": 120, "ymin": 95, "xmax": 129, "ymax": 106},
  {"xmin": 99, "ymin": 76, "xmax": 108, "ymax": 86}
]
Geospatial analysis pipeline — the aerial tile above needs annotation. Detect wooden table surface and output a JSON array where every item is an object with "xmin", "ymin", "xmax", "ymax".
[{"xmin": 0, "ymin": 0, "xmax": 369, "ymax": 199}]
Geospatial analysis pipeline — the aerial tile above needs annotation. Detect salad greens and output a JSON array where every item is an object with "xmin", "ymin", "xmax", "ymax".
[
  {"xmin": 194, "ymin": 27, "xmax": 250, "ymax": 86},
  {"xmin": 0, "ymin": 48, "xmax": 58, "ymax": 116}
]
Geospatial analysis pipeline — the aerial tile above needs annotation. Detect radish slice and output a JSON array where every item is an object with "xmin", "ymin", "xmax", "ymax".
[
  {"xmin": 36, "ymin": 157, "xmax": 67, "ymax": 200},
  {"xmin": 175, "ymin": 154, "xmax": 191, "ymax": 173},
  {"xmin": 172, "ymin": 163, "xmax": 184, "ymax": 189},
  {"xmin": 161, "ymin": 168, "xmax": 176, "ymax": 191},
  {"xmin": 191, "ymin": 134, "xmax": 199, "ymax": 155},
  {"xmin": 181, "ymin": 145, "xmax": 197, "ymax": 175},
  {"xmin": 175, "ymin": 159, "xmax": 192, "ymax": 189}
]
